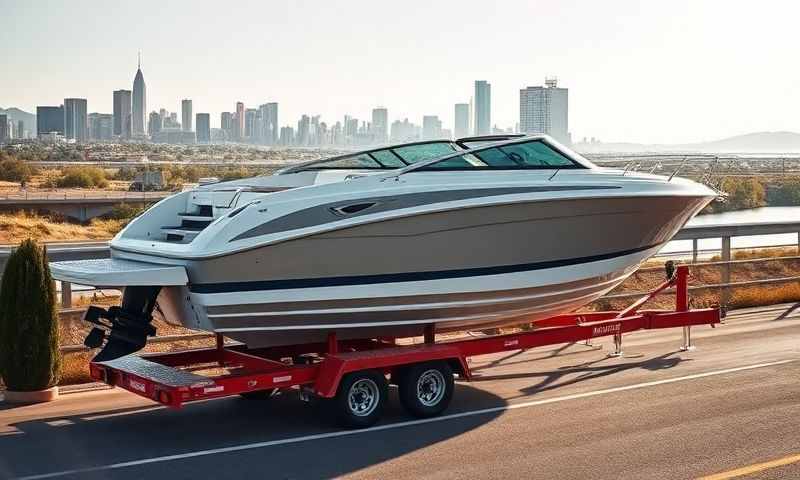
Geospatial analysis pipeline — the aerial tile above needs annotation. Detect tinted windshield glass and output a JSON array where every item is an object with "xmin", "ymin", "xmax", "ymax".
[
  {"xmin": 311, "ymin": 153, "xmax": 381, "ymax": 169},
  {"xmin": 370, "ymin": 150, "xmax": 407, "ymax": 167},
  {"xmin": 393, "ymin": 142, "xmax": 457, "ymax": 163},
  {"xmin": 418, "ymin": 140, "xmax": 581, "ymax": 171}
]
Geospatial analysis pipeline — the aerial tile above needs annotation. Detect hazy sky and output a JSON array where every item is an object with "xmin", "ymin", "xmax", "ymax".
[{"xmin": 2, "ymin": 0, "xmax": 799, "ymax": 144}]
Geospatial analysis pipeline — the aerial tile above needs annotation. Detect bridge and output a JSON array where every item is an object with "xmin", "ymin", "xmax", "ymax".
[{"xmin": 0, "ymin": 191, "xmax": 171, "ymax": 221}]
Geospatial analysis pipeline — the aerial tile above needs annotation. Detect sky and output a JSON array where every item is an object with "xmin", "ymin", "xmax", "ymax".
[{"xmin": 1, "ymin": 0, "xmax": 799, "ymax": 144}]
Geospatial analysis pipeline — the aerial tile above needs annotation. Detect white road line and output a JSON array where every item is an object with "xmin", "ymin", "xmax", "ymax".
[{"xmin": 15, "ymin": 358, "xmax": 798, "ymax": 480}]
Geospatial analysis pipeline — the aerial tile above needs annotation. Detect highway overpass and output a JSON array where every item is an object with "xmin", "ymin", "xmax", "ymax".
[{"xmin": 0, "ymin": 191, "xmax": 170, "ymax": 221}]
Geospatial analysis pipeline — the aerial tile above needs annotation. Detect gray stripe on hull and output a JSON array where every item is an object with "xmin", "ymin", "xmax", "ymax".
[{"xmin": 233, "ymin": 185, "xmax": 618, "ymax": 241}]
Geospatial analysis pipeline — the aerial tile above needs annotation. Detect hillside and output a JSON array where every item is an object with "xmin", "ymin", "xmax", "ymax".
[
  {"xmin": 0, "ymin": 107, "xmax": 37, "ymax": 136},
  {"xmin": 575, "ymin": 131, "xmax": 800, "ymax": 154}
]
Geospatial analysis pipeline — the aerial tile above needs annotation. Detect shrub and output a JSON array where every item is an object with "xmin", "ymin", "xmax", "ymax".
[
  {"xmin": 0, "ymin": 158, "xmax": 34, "ymax": 183},
  {"xmin": 56, "ymin": 166, "xmax": 109, "ymax": 189},
  {"xmin": 105, "ymin": 203, "xmax": 145, "ymax": 222},
  {"xmin": 0, "ymin": 239, "xmax": 61, "ymax": 391}
]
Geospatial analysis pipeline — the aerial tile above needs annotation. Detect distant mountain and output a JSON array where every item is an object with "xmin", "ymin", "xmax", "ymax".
[
  {"xmin": 575, "ymin": 131, "xmax": 800, "ymax": 154},
  {"xmin": 0, "ymin": 107, "xmax": 37, "ymax": 136}
]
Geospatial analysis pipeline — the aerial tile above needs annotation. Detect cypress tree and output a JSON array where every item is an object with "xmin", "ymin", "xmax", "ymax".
[{"xmin": 0, "ymin": 239, "xmax": 61, "ymax": 391}]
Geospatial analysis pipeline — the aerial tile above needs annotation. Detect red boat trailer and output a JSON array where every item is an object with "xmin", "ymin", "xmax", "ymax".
[{"xmin": 89, "ymin": 265, "xmax": 720, "ymax": 427}]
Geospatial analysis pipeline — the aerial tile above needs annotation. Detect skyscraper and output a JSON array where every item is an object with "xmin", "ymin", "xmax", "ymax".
[
  {"xmin": 148, "ymin": 111, "xmax": 162, "ymax": 135},
  {"xmin": 264, "ymin": 103, "xmax": 278, "ymax": 144},
  {"xmin": 474, "ymin": 80, "xmax": 491, "ymax": 136},
  {"xmin": 196, "ymin": 113, "xmax": 210, "ymax": 143},
  {"xmin": 454, "ymin": 103, "xmax": 470, "ymax": 139},
  {"xmin": 235, "ymin": 102, "xmax": 245, "ymax": 140},
  {"xmin": 519, "ymin": 78, "xmax": 569, "ymax": 144},
  {"xmin": 244, "ymin": 108, "xmax": 257, "ymax": 139},
  {"xmin": 37, "ymin": 106, "xmax": 65, "ymax": 136},
  {"xmin": 371, "ymin": 107, "xmax": 388, "ymax": 144},
  {"xmin": 181, "ymin": 99, "xmax": 193, "ymax": 132},
  {"xmin": 132, "ymin": 55, "xmax": 147, "ymax": 136},
  {"xmin": 113, "ymin": 89, "xmax": 132, "ymax": 137},
  {"xmin": 422, "ymin": 115, "xmax": 443, "ymax": 140},
  {"xmin": 0, "ymin": 115, "xmax": 9, "ymax": 143},
  {"xmin": 89, "ymin": 113, "xmax": 113, "ymax": 141},
  {"xmin": 220, "ymin": 112, "xmax": 233, "ymax": 141},
  {"xmin": 64, "ymin": 98, "xmax": 88, "ymax": 142}
]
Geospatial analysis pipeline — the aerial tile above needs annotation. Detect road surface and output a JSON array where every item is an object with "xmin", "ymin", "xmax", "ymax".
[{"xmin": 1, "ymin": 303, "xmax": 799, "ymax": 479}]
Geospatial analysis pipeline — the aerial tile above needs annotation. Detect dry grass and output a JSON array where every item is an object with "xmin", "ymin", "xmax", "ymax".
[
  {"xmin": 0, "ymin": 212, "xmax": 123, "ymax": 244},
  {"xmin": 711, "ymin": 246, "xmax": 798, "ymax": 261}
]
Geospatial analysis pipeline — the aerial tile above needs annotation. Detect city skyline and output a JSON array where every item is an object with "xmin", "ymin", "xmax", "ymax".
[{"xmin": 2, "ymin": 1, "xmax": 800, "ymax": 143}]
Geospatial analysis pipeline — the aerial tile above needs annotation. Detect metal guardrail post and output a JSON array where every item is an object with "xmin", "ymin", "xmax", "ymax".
[
  {"xmin": 61, "ymin": 281, "xmax": 72, "ymax": 309},
  {"xmin": 692, "ymin": 238, "xmax": 698, "ymax": 263},
  {"xmin": 720, "ymin": 236, "xmax": 731, "ymax": 308}
]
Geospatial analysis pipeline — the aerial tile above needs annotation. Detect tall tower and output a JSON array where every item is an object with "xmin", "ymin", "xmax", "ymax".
[
  {"xmin": 371, "ymin": 107, "xmax": 388, "ymax": 144},
  {"xmin": 113, "ymin": 89, "xmax": 132, "ymax": 137},
  {"xmin": 474, "ymin": 80, "xmax": 491, "ymax": 136},
  {"xmin": 454, "ymin": 103, "xmax": 470, "ymax": 139},
  {"xmin": 235, "ymin": 102, "xmax": 245, "ymax": 141},
  {"xmin": 519, "ymin": 78, "xmax": 569, "ymax": 144},
  {"xmin": 132, "ymin": 53, "xmax": 147, "ymax": 136},
  {"xmin": 64, "ymin": 98, "xmax": 88, "ymax": 143},
  {"xmin": 182, "ymin": 99, "xmax": 193, "ymax": 131}
]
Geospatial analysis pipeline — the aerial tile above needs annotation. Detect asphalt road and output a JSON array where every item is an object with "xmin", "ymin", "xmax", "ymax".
[{"xmin": 1, "ymin": 303, "xmax": 799, "ymax": 479}]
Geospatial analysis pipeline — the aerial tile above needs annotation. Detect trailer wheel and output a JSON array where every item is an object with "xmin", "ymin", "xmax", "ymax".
[
  {"xmin": 334, "ymin": 370, "xmax": 387, "ymax": 428},
  {"xmin": 398, "ymin": 361, "xmax": 454, "ymax": 418},
  {"xmin": 239, "ymin": 388, "xmax": 278, "ymax": 400}
]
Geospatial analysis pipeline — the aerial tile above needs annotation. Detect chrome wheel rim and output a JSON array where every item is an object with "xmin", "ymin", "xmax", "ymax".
[
  {"xmin": 416, "ymin": 369, "xmax": 446, "ymax": 407},
  {"xmin": 348, "ymin": 378, "xmax": 380, "ymax": 417}
]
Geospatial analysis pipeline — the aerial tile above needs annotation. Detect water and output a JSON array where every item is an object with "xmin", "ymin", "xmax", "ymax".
[{"xmin": 660, "ymin": 206, "xmax": 800, "ymax": 256}]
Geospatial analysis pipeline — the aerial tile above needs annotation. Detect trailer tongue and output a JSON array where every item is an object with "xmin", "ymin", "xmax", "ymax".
[{"xmin": 87, "ymin": 265, "xmax": 721, "ymax": 428}]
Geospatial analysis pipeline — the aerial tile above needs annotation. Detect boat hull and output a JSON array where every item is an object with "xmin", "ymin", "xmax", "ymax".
[{"xmin": 129, "ymin": 194, "xmax": 711, "ymax": 348}]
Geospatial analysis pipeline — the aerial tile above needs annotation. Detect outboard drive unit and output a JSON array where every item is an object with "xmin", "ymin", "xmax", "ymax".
[{"xmin": 84, "ymin": 286, "xmax": 162, "ymax": 361}]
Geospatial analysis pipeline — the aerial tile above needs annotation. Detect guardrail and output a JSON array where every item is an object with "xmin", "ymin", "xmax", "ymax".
[{"xmin": 0, "ymin": 191, "xmax": 172, "ymax": 201}]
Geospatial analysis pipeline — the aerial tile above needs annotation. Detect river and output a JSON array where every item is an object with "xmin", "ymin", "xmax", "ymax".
[{"xmin": 660, "ymin": 206, "xmax": 800, "ymax": 256}]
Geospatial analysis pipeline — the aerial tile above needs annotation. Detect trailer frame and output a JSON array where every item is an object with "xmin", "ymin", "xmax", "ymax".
[{"xmin": 88, "ymin": 265, "xmax": 720, "ymax": 426}]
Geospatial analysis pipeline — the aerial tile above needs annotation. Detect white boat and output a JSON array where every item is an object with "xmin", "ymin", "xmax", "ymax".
[{"xmin": 50, "ymin": 135, "xmax": 717, "ymax": 360}]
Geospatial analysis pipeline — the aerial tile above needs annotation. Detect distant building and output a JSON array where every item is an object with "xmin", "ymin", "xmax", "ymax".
[
  {"xmin": 17, "ymin": 120, "xmax": 25, "ymax": 139},
  {"xmin": 37, "ymin": 105, "xmax": 64, "ymax": 136},
  {"xmin": 148, "ymin": 111, "xmax": 162, "ymax": 135},
  {"xmin": 390, "ymin": 118, "xmax": 418, "ymax": 143},
  {"xmin": 454, "ymin": 103, "xmax": 470, "ymax": 139},
  {"xmin": 64, "ymin": 98, "xmax": 88, "ymax": 143},
  {"xmin": 371, "ymin": 107, "xmax": 388, "ymax": 144},
  {"xmin": 422, "ymin": 115, "xmax": 443, "ymax": 140},
  {"xmin": 244, "ymin": 108, "xmax": 257, "ymax": 139},
  {"xmin": 297, "ymin": 115, "xmax": 310, "ymax": 145},
  {"xmin": 261, "ymin": 103, "xmax": 278, "ymax": 144},
  {"xmin": 519, "ymin": 78, "xmax": 569, "ymax": 144},
  {"xmin": 151, "ymin": 129, "xmax": 196, "ymax": 144},
  {"xmin": 130, "ymin": 171, "xmax": 164, "ymax": 191},
  {"xmin": 181, "ymin": 99, "xmax": 192, "ymax": 132},
  {"xmin": 220, "ymin": 112, "xmax": 233, "ymax": 141},
  {"xmin": 132, "ymin": 55, "xmax": 147, "ymax": 136},
  {"xmin": 0, "ymin": 115, "xmax": 9, "ymax": 143},
  {"xmin": 113, "ymin": 89, "xmax": 132, "ymax": 137},
  {"xmin": 235, "ymin": 102, "xmax": 245, "ymax": 140},
  {"xmin": 474, "ymin": 80, "xmax": 491, "ymax": 136},
  {"xmin": 279, "ymin": 125, "xmax": 294, "ymax": 145},
  {"xmin": 88, "ymin": 113, "xmax": 113, "ymax": 141},
  {"xmin": 196, "ymin": 113, "xmax": 210, "ymax": 143}
]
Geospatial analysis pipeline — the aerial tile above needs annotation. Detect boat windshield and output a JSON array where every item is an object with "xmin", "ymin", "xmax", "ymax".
[
  {"xmin": 278, "ymin": 140, "xmax": 458, "ymax": 174},
  {"xmin": 413, "ymin": 138, "xmax": 586, "ymax": 171}
]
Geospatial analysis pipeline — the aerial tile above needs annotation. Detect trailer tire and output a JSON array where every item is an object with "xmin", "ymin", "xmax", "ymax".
[
  {"xmin": 334, "ymin": 370, "xmax": 387, "ymax": 428},
  {"xmin": 239, "ymin": 388, "xmax": 278, "ymax": 400},
  {"xmin": 398, "ymin": 361, "xmax": 454, "ymax": 418}
]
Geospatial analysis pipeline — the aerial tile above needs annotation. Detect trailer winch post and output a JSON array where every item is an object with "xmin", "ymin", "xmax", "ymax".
[
  {"xmin": 676, "ymin": 265, "xmax": 696, "ymax": 351},
  {"xmin": 215, "ymin": 333, "xmax": 224, "ymax": 366}
]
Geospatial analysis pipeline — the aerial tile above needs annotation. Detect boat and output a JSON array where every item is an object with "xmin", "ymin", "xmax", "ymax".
[{"xmin": 50, "ymin": 134, "xmax": 717, "ymax": 361}]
